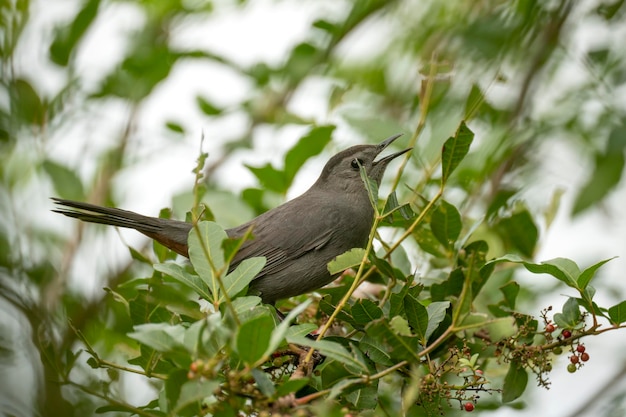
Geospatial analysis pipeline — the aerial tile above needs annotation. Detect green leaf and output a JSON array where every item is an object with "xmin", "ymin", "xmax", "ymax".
[
  {"xmin": 577, "ymin": 257, "xmax": 616, "ymax": 289},
  {"xmin": 496, "ymin": 208, "xmax": 538, "ymax": 258},
  {"xmin": 490, "ymin": 256, "xmax": 582, "ymax": 289},
  {"xmin": 425, "ymin": 301, "xmax": 450, "ymax": 341},
  {"xmin": 128, "ymin": 323, "xmax": 186, "ymax": 352},
  {"xmin": 328, "ymin": 248, "xmax": 366, "ymax": 275},
  {"xmin": 414, "ymin": 226, "xmax": 447, "ymax": 258},
  {"xmin": 486, "ymin": 189, "xmax": 517, "ymax": 220},
  {"xmin": 196, "ymin": 95, "xmax": 223, "ymax": 116},
  {"xmin": 265, "ymin": 300, "xmax": 312, "ymax": 357},
  {"xmin": 129, "ymin": 247, "xmax": 152, "ymax": 265},
  {"xmin": 49, "ymin": 0, "xmax": 100, "ymax": 66},
  {"xmin": 188, "ymin": 221, "xmax": 228, "ymax": 301},
  {"xmin": 11, "ymin": 79, "xmax": 45, "ymax": 126},
  {"xmin": 284, "ymin": 125, "xmax": 334, "ymax": 184},
  {"xmin": 351, "ymin": 299, "xmax": 383, "ymax": 326},
  {"xmin": 275, "ymin": 378, "xmax": 310, "ymax": 397},
  {"xmin": 365, "ymin": 319, "xmax": 421, "ymax": 362},
  {"xmin": 251, "ymin": 368, "xmax": 276, "ymax": 398},
  {"xmin": 287, "ymin": 336, "xmax": 368, "ymax": 374},
  {"xmin": 464, "ymin": 84, "xmax": 485, "ymax": 119},
  {"xmin": 284, "ymin": 42, "xmax": 320, "ymax": 81},
  {"xmin": 523, "ymin": 258, "xmax": 580, "ymax": 288},
  {"xmin": 359, "ymin": 338, "xmax": 393, "ymax": 366},
  {"xmin": 201, "ymin": 312, "xmax": 232, "ymax": 357},
  {"xmin": 430, "ymin": 200, "xmax": 462, "ymax": 248},
  {"xmin": 608, "ymin": 300, "xmax": 626, "ymax": 324},
  {"xmin": 103, "ymin": 287, "xmax": 130, "ymax": 317},
  {"xmin": 390, "ymin": 315, "xmax": 412, "ymax": 336},
  {"xmin": 285, "ymin": 323, "xmax": 318, "ymax": 340},
  {"xmin": 246, "ymin": 163, "xmax": 288, "ymax": 194},
  {"xmin": 154, "ymin": 263, "xmax": 211, "ymax": 301},
  {"xmin": 42, "ymin": 160, "xmax": 85, "ymax": 200},
  {"xmin": 370, "ymin": 254, "xmax": 407, "ymax": 282},
  {"xmin": 231, "ymin": 296, "xmax": 262, "ymax": 315},
  {"xmin": 441, "ymin": 122, "xmax": 474, "ymax": 185},
  {"xmin": 358, "ymin": 163, "xmax": 379, "ymax": 212},
  {"xmin": 403, "ymin": 295, "xmax": 429, "ymax": 344},
  {"xmin": 383, "ymin": 191, "xmax": 400, "ymax": 215},
  {"xmin": 573, "ymin": 124, "xmax": 626, "ymax": 215},
  {"xmin": 164, "ymin": 369, "xmax": 190, "ymax": 412},
  {"xmin": 165, "ymin": 121, "xmax": 185, "ymax": 134},
  {"xmin": 345, "ymin": 385, "xmax": 378, "ymax": 409},
  {"xmin": 221, "ymin": 257, "xmax": 265, "ymax": 302},
  {"xmin": 382, "ymin": 191, "xmax": 414, "ymax": 221},
  {"xmin": 173, "ymin": 380, "xmax": 219, "ymax": 415},
  {"xmin": 431, "ymin": 268, "xmax": 464, "ymax": 301},
  {"xmin": 500, "ymin": 281, "xmax": 520, "ymax": 310},
  {"xmin": 236, "ymin": 312, "xmax": 275, "ymax": 365},
  {"xmin": 553, "ymin": 298, "xmax": 581, "ymax": 329},
  {"xmin": 328, "ymin": 378, "xmax": 363, "ymax": 400},
  {"xmin": 502, "ymin": 360, "xmax": 528, "ymax": 403}
]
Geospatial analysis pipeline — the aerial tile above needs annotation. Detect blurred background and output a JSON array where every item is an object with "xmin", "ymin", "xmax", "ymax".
[{"xmin": 1, "ymin": 0, "xmax": 626, "ymax": 416}]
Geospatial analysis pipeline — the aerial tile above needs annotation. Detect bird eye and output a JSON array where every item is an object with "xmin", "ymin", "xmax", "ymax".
[{"xmin": 351, "ymin": 158, "xmax": 363, "ymax": 169}]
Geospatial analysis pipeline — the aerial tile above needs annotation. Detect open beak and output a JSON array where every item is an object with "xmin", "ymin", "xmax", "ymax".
[{"xmin": 375, "ymin": 133, "xmax": 412, "ymax": 164}]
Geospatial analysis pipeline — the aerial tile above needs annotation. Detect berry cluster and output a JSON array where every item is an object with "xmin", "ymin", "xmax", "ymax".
[
  {"xmin": 567, "ymin": 344, "xmax": 590, "ymax": 373},
  {"xmin": 416, "ymin": 346, "xmax": 498, "ymax": 415},
  {"xmin": 187, "ymin": 358, "xmax": 218, "ymax": 380}
]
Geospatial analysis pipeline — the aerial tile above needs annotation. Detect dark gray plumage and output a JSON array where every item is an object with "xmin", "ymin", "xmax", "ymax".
[{"xmin": 53, "ymin": 134, "xmax": 410, "ymax": 303}]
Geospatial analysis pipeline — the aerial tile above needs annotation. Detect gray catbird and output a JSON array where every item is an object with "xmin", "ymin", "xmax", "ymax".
[{"xmin": 53, "ymin": 134, "xmax": 410, "ymax": 304}]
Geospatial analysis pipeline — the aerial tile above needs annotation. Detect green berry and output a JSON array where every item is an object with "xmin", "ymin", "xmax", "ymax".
[{"xmin": 567, "ymin": 363, "xmax": 577, "ymax": 373}]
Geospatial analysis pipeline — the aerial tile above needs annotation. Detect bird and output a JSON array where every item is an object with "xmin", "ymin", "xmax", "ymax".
[{"xmin": 53, "ymin": 134, "xmax": 410, "ymax": 304}]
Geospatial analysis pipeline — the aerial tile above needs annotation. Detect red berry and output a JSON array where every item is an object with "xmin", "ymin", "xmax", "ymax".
[
  {"xmin": 570, "ymin": 355, "xmax": 579, "ymax": 364},
  {"xmin": 545, "ymin": 324, "xmax": 555, "ymax": 333},
  {"xmin": 576, "ymin": 345, "xmax": 586, "ymax": 353},
  {"xmin": 562, "ymin": 330, "xmax": 572, "ymax": 339},
  {"xmin": 475, "ymin": 369, "xmax": 483, "ymax": 375},
  {"xmin": 190, "ymin": 362, "xmax": 198, "ymax": 372},
  {"xmin": 464, "ymin": 402, "xmax": 474, "ymax": 412},
  {"xmin": 581, "ymin": 352, "xmax": 590, "ymax": 362}
]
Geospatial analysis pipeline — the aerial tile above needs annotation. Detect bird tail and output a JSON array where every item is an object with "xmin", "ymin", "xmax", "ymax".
[{"xmin": 51, "ymin": 197, "xmax": 192, "ymax": 256}]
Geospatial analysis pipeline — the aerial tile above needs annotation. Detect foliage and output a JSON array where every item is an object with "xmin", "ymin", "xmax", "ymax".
[{"xmin": 1, "ymin": 1, "xmax": 626, "ymax": 416}]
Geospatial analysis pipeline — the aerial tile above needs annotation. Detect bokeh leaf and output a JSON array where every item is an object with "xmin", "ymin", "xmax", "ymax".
[
  {"xmin": 502, "ymin": 360, "xmax": 528, "ymax": 403},
  {"xmin": 441, "ymin": 122, "xmax": 474, "ymax": 185}
]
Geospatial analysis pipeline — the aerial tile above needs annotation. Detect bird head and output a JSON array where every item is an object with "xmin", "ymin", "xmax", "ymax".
[{"xmin": 314, "ymin": 134, "xmax": 411, "ymax": 193}]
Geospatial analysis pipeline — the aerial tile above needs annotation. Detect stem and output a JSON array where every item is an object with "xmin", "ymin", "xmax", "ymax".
[
  {"xmin": 303, "ymin": 216, "xmax": 382, "ymax": 365},
  {"xmin": 390, "ymin": 51, "xmax": 438, "ymax": 193},
  {"xmin": 191, "ymin": 221, "xmax": 240, "ymax": 325},
  {"xmin": 66, "ymin": 380, "xmax": 162, "ymax": 417},
  {"xmin": 190, "ymin": 138, "xmax": 240, "ymax": 324},
  {"xmin": 96, "ymin": 358, "xmax": 168, "ymax": 380},
  {"xmin": 295, "ymin": 389, "xmax": 332, "ymax": 405}
]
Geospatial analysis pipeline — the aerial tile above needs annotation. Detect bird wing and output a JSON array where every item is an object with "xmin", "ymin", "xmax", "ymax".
[{"xmin": 227, "ymin": 196, "xmax": 339, "ymax": 279}]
